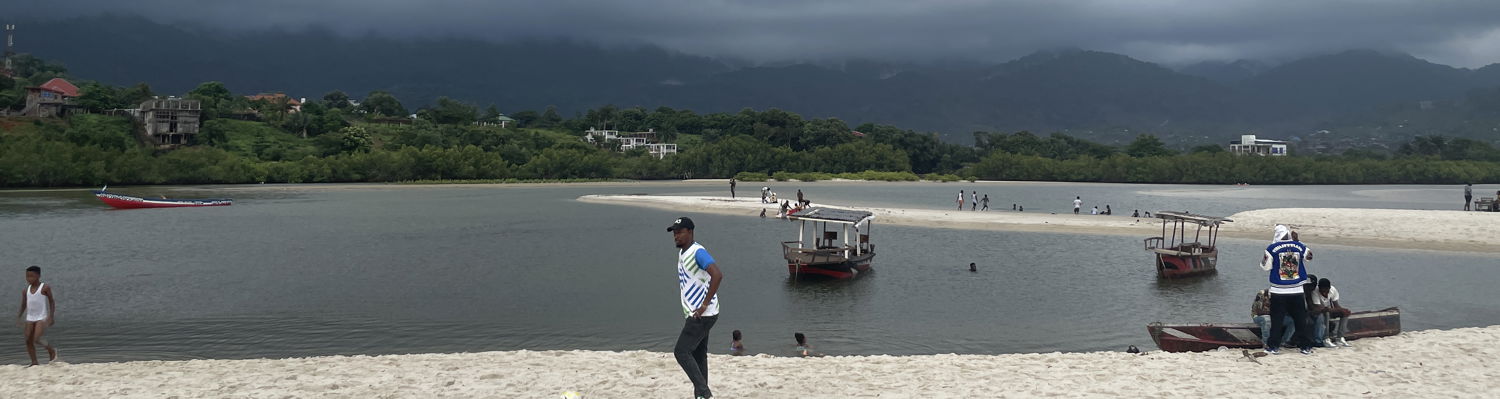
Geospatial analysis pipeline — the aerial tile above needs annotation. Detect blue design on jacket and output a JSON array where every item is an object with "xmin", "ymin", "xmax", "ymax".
[{"xmin": 1265, "ymin": 241, "xmax": 1309, "ymax": 288}]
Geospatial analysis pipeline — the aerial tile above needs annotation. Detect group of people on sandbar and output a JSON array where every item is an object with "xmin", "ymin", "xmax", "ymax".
[
  {"xmin": 956, "ymin": 190, "xmax": 1026, "ymax": 211},
  {"xmin": 1253, "ymin": 224, "xmax": 1353, "ymax": 355}
]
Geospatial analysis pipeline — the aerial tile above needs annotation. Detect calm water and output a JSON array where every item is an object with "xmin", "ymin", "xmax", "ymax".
[{"xmin": 1, "ymin": 182, "xmax": 1498, "ymax": 364}]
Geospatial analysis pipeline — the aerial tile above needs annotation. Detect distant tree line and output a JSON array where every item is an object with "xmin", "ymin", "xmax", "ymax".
[{"xmin": 4, "ymin": 72, "xmax": 1500, "ymax": 187}]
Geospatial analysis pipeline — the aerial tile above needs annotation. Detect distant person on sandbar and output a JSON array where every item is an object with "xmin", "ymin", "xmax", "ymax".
[
  {"xmin": 793, "ymin": 332, "xmax": 822, "ymax": 357},
  {"xmin": 730, "ymin": 330, "xmax": 746, "ymax": 356},
  {"xmin": 1132, "ymin": 210, "xmax": 1140, "ymax": 218},
  {"xmin": 1261, "ymin": 232, "xmax": 1315, "ymax": 355},
  {"xmin": 1104, "ymin": 205, "xmax": 1112, "ymax": 215},
  {"xmin": 1018, "ymin": 205, "xmax": 1023, "ymax": 212},
  {"xmin": 981, "ymin": 195, "xmax": 990, "ymax": 211},
  {"xmin": 969, "ymin": 262, "xmax": 977, "ymax": 272},
  {"xmin": 729, "ymin": 178, "xmax": 736, "ymax": 199},
  {"xmin": 1464, "ymin": 183, "xmax": 1472, "ymax": 211},
  {"xmin": 667, "ymin": 217, "xmax": 724, "ymax": 399},
  {"xmin": 957, "ymin": 190, "xmax": 965, "ymax": 210},
  {"xmin": 971, "ymin": 191, "xmax": 978, "ymax": 211},
  {"xmin": 1091, "ymin": 206, "xmax": 1099, "ymax": 215},
  {"xmin": 1073, "ymin": 196, "xmax": 1082, "ymax": 214},
  {"xmin": 18, "ymin": 266, "xmax": 57, "ymax": 366},
  {"xmin": 1012, "ymin": 203, "xmax": 1017, "ymax": 211},
  {"xmin": 797, "ymin": 189, "xmax": 808, "ymax": 207}
]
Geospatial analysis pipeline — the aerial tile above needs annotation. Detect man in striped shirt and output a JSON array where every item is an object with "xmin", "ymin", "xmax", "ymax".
[{"xmin": 669, "ymin": 217, "xmax": 724, "ymax": 399}]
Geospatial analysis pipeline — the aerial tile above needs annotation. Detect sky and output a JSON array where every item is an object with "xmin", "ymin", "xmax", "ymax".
[{"xmin": 13, "ymin": 0, "xmax": 1500, "ymax": 68}]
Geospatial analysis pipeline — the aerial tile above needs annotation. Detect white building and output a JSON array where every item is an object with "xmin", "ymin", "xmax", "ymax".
[
  {"xmin": 1229, "ymin": 134, "xmax": 1288, "ymax": 156},
  {"xmin": 585, "ymin": 128, "xmax": 678, "ymax": 159}
]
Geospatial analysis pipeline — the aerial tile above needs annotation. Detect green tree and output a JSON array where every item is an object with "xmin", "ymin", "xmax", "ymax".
[
  {"xmin": 512, "ymin": 110, "xmax": 540, "ymax": 127},
  {"xmin": 427, "ymin": 97, "xmax": 479, "ymax": 125},
  {"xmin": 360, "ymin": 91, "xmax": 408, "ymax": 117},
  {"xmin": 538, "ymin": 106, "xmax": 564, "ymax": 128},
  {"xmin": 74, "ymin": 82, "xmax": 123, "ymax": 112},
  {"xmin": 322, "ymin": 90, "xmax": 351, "ymax": 109},
  {"xmin": 188, "ymin": 82, "xmax": 235, "ymax": 119},
  {"xmin": 1190, "ymin": 144, "xmax": 1225, "ymax": 154},
  {"xmin": 1125, "ymin": 134, "xmax": 1176, "ymax": 157}
]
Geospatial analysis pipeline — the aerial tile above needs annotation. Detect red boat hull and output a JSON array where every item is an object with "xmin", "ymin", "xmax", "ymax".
[
  {"xmin": 787, "ymin": 261, "xmax": 872, "ymax": 279},
  {"xmin": 1156, "ymin": 254, "xmax": 1217, "ymax": 279},
  {"xmin": 95, "ymin": 191, "xmax": 233, "ymax": 209},
  {"xmin": 1148, "ymin": 307, "xmax": 1401, "ymax": 352}
]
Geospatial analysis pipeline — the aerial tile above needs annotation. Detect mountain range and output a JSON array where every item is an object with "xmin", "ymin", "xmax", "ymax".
[{"xmin": 13, "ymin": 15, "xmax": 1500, "ymax": 146}]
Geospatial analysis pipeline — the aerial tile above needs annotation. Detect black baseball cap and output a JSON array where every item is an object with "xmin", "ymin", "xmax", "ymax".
[{"xmin": 667, "ymin": 217, "xmax": 695, "ymax": 232}]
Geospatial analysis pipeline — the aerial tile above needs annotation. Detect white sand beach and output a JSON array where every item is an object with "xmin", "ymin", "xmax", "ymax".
[
  {"xmin": 579, "ymin": 195, "xmax": 1500, "ymax": 252},
  {"xmin": 4, "ymin": 325, "xmax": 1497, "ymax": 398}
]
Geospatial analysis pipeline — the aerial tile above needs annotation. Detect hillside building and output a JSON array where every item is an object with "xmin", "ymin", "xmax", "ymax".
[{"xmin": 1229, "ymin": 134, "xmax": 1288, "ymax": 156}]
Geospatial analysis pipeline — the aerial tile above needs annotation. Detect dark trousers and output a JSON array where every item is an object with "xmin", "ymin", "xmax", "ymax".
[
  {"xmin": 1268, "ymin": 293, "xmax": 1312, "ymax": 350},
  {"xmin": 675, "ymin": 315, "xmax": 718, "ymax": 397},
  {"xmin": 1465, "ymin": 195, "xmax": 1472, "ymax": 210}
]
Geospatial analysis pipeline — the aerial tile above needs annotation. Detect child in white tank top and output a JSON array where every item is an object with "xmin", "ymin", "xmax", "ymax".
[{"xmin": 19, "ymin": 266, "xmax": 57, "ymax": 366}]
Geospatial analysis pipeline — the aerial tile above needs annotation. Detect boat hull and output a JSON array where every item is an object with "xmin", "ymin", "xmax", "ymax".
[
  {"xmin": 1147, "ymin": 307, "xmax": 1401, "ymax": 352},
  {"xmin": 1155, "ymin": 253, "xmax": 1217, "ymax": 279},
  {"xmin": 786, "ymin": 259, "xmax": 873, "ymax": 279},
  {"xmin": 95, "ymin": 191, "xmax": 233, "ymax": 209}
]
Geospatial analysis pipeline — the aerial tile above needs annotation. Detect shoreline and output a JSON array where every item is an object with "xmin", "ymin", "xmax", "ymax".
[
  {"xmin": 579, "ymin": 195, "xmax": 1500, "ymax": 253},
  {"xmin": 4, "ymin": 325, "xmax": 1496, "ymax": 397}
]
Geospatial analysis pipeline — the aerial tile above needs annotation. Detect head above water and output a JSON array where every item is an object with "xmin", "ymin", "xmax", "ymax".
[
  {"xmin": 25, "ymin": 265, "xmax": 40, "ymax": 284},
  {"xmin": 733, "ymin": 330, "xmax": 742, "ymax": 341},
  {"xmin": 668, "ymin": 217, "xmax": 696, "ymax": 249},
  {"xmin": 794, "ymin": 332, "xmax": 806, "ymax": 345}
]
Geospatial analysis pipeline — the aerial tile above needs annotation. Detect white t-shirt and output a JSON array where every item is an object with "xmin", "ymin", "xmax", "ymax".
[
  {"xmin": 1312, "ymin": 286, "xmax": 1340, "ymax": 306},
  {"xmin": 1073, "ymin": 199, "xmax": 1082, "ymax": 209},
  {"xmin": 677, "ymin": 242, "xmax": 720, "ymax": 317}
]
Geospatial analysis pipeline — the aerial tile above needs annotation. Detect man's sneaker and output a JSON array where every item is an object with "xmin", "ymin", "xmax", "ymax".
[
  {"xmin": 1323, "ymin": 339, "xmax": 1336, "ymax": 348},
  {"xmin": 1300, "ymin": 348, "xmax": 1314, "ymax": 355},
  {"xmin": 1338, "ymin": 338, "xmax": 1352, "ymax": 347},
  {"xmin": 1264, "ymin": 348, "xmax": 1280, "ymax": 355}
]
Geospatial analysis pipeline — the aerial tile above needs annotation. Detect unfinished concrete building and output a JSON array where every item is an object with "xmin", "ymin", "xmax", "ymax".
[{"xmin": 140, "ymin": 97, "xmax": 202, "ymax": 145}]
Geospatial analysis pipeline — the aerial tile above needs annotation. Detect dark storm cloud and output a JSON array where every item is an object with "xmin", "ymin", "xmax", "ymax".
[{"xmin": 13, "ymin": 0, "xmax": 1500, "ymax": 67}]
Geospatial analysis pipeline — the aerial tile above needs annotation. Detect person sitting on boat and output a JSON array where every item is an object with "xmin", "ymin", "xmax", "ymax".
[
  {"xmin": 1251, "ymin": 289, "xmax": 1295, "ymax": 349},
  {"xmin": 1261, "ymin": 233, "xmax": 1316, "ymax": 355},
  {"xmin": 1311, "ymin": 278, "xmax": 1352, "ymax": 348}
]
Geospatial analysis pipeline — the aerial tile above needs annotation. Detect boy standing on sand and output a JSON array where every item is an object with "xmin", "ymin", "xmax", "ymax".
[
  {"xmin": 18, "ymin": 266, "xmax": 57, "ymax": 366},
  {"xmin": 1073, "ymin": 196, "xmax": 1082, "ymax": 214},
  {"xmin": 957, "ymin": 190, "xmax": 964, "ymax": 210},
  {"xmin": 669, "ymin": 217, "xmax": 724, "ymax": 399}
]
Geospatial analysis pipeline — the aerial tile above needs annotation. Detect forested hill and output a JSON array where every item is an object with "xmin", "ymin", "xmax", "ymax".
[{"xmin": 13, "ymin": 15, "xmax": 1500, "ymax": 145}]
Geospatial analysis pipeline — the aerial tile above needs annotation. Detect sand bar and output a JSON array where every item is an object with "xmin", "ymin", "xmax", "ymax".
[
  {"xmin": 4, "ymin": 326, "xmax": 1497, "ymax": 398},
  {"xmin": 579, "ymin": 195, "xmax": 1500, "ymax": 253}
]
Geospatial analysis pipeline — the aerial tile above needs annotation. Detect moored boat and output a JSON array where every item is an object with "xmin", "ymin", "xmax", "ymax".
[
  {"xmin": 95, "ymin": 188, "xmax": 233, "ymax": 209},
  {"xmin": 1144, "ymin": 211, "xmax": 1231, "ymax": 279},
  {"xmin": 782, "ymin": 207, "xmax": 875, "ymax": 279},
  {"xmin": 1146, "ymin": 307, "xmax": 1401, "ymax": 352}
]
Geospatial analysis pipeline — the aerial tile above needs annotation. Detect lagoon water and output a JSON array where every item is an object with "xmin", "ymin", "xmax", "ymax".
[{"xmin": 1, "ymin": 182, "xmax": 1498, "ymax": 364}]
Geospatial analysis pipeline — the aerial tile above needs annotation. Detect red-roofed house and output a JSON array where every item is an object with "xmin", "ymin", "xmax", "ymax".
[
  {"xmin": 23, "ymin": 78, "xmax": 80, "ymax": 117},
  {"xmin": 245, "ymin": 93, "xmax": 304, "ymax": 114}
]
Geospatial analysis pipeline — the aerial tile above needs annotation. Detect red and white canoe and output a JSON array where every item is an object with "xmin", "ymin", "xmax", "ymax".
[{"xmin": 95, "ymin": 190, "xmax": 233, "ymax": 209}]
